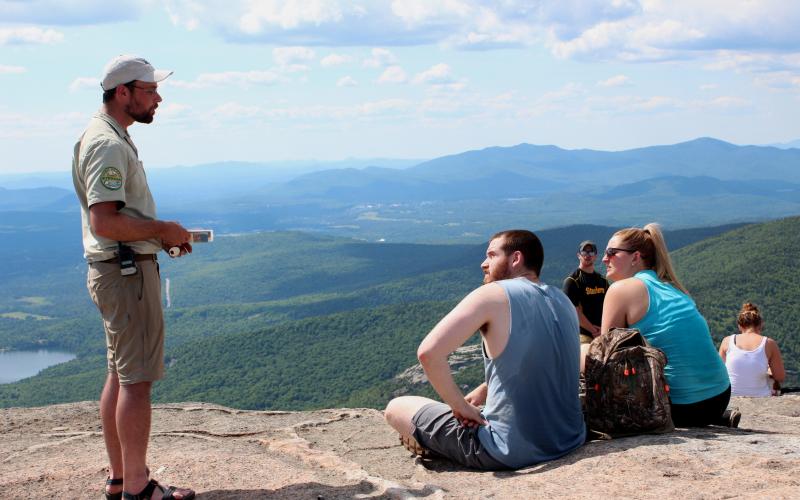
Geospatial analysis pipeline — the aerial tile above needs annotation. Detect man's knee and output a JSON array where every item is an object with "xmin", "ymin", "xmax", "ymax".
[
  {"xmin": 385, "ymin": 397, "xmax": 417, "ymax": 436},
  {"xmin": 385, "ymin": 396, "xmax": 434, "ymax": 436},
  {"xmin": 119, "ymin": 381, "xmax": 152, "ymax": 400},
  {"xmin": 384, "ymin": 397, "xmax": 404, "ymax": 428}
]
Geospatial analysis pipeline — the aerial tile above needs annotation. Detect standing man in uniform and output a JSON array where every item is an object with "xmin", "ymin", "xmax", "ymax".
[
  {"xmin": 384, "ymin": 230, "xmax": 585, "ymax": 470},
  {"xmin": 72, "ymin": 55, "xmax": 194, "ymax": 500},
  {"xmin": 563, "ymin": 240, "xmax": 609, "ymax": 345}
]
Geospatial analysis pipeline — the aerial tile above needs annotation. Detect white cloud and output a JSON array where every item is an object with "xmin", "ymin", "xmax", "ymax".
[
  {"xmin": 390, "ymin": 0, "xmax": 472, "ymax": 24},
  {"xmin": 0, "ymin": 65, "xmax": 26, "ymax": 74},
  {"xmin": 212, "ymin": 101, "xmax": 262, "ymax": 119},
  {"xmin": 547, "ymin": 1, "xmax": 800, "ymax": 64},
  {"xmin": 704, "ymin": 52, "xmax": 800, "ymax": 92},
  {"xmin": 549, "ymin": 20, "xmax": 691, "ymax": 62},
  {"xmin": 597, "ymin": 75, "xmax": 631, "ymax": 87},
  {"xmin": 412, "ymin": 63, "xmax": 455, "ymax": 85},
  {"xmin": 69, "ymin": 77, "xmax": 98, "ymax": 92},
  {"xmin": 356, "ymin": 98, "xmax": 412, "ymax": 116},
  {"xmin": 363, "ymin": 48, "xmax": 397, "ymax": 68},
  {"xmin": 540, "ymin": 82, "xmax": 585, "ymax": 104},
  {"xmin": 700, "ymin": 83, "xmax": 718, "ymax": 91},
  {"xmin": 155, "ymin": 102, "xmax": 192, "ymax": 120},
  {"xmin": 517, "ymin": 82, "xmax": 586, "ymax": 118},
  {"xmin": 633, "ymin": 96, "xmax": 678, "ymax": 111},
  {"xmin": 582, "ymin": 93, "xmax": 749, "ymax": 116},
  {"xmin": 168, "ymin": 70, "xmax": 283, "ymax": 89},
  {"xmin": 753, "ymin": 72, "xmax": 800, "ymax": 91},
  {"xmin": 164, "ymin": 0, "xmax": 204, "ymax": 30},
  {"xmin": 580, "ymin": 95, "xmax": 669, "ymax": 115},
  {"xmin": 701, "ymin": 96, "xmax": 751, "ymax": 109},
  {"xmin": 204, "ymin": 98, "xmax": 413, "ymax": 123},
  {"xmin": 337, "ymin": 76, "xmax": 357, "ymax": 87},
  {"xmin": 0, "ymin": 0, "xmax": 141, "ymax": 25},
  {"xmin": 159, "ymin": 0, "xmax": 641, "ymax": 50},
  {"xmin": 0, "ymin": 110, "xmax": 86, "ymax": 139},
  {"xmin": 273, "ymin": 46, "xmax": 316, "ymax": 67},
  {"xmin": 706, "ymin": 52, "xmax": 800, "ymax": 74},
  {"xmin": 378, "ymin": 65, "xmax": 407, "ymax": 84},
  {"xmin": 0, "ymin": 27, "xmax": 63, "ymax": 45},
  {"xmin": 320, "ymin": 53, "xmax": 352, "ymax": 67},
  {"xmin": 158, "ymin": 0, "xmax": 800, "ymax": 71},
  {"xmin": 239, "ymin": 0, "xmax": 346, "ymax": 33}
]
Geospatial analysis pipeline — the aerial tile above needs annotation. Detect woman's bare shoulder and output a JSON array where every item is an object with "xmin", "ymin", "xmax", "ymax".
[{"xmin": 608, "ymin": 277, "xmax": 647, "ymax": 296}]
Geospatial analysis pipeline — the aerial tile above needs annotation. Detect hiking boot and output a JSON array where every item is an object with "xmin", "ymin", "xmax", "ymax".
[
  {"xmin": 400, "ymin": 434, "xmax": 431, "ymax": 458},
  {"xmin": 722, "ymin": 408, "xmax": 742, "ymax": 428}
]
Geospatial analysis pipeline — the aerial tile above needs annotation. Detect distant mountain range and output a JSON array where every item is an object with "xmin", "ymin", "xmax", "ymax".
[
  {"xmin": 0, "ymin": 186, "xmax": 75, "ymax": 211},
  {"xmin": 767, "ymin": 139, "xmax": 800, "ymax": 149},
  {"xmin": 1, "ymin": 138, "xmax": 799, "ymax": 242},
  {"xmin": 242, "ymin": 138, "xmax": 800, "ymax": 204}
]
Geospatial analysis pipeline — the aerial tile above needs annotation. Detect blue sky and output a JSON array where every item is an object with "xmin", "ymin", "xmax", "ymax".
[{"xmin": 1, "ymin": 0, "xmax": 799, "ymax": 173}]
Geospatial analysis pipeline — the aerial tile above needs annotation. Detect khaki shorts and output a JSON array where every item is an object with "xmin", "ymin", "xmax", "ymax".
[{"xmin": 87, "ymin": 259, "xmax": 164, "ymax": 385}]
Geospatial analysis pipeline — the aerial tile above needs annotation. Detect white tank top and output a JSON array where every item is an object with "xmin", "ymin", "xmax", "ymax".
[{"xmin": 725, "ymin": 335, "xmax": 771, "ymax": 397}]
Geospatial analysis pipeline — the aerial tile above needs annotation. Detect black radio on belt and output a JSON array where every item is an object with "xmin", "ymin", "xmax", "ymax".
[{"xmin": 118, "ymin": 242, "xmax": 138, "ymax": 276}]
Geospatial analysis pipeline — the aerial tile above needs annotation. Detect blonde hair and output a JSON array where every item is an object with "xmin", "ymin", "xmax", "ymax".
[
  {"xmin": 737, "ymin": 302, "xmax": 763, "ymax": 330},
  {"xmin": 614, "ymin": 222, "xmax": 689, "ymax": 294}
]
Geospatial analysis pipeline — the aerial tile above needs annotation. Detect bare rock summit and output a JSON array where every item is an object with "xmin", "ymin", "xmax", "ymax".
[{"xmin": 2, "ymin": 396, "xmax": 799, "ymax": 498}]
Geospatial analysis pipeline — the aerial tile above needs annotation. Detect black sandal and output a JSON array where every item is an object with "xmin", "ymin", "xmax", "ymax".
[
  {"xmin": 105, "ymin": 468, "xmax": 150, "ymax": 500},
  {"xmin": 105, "ymin": 477, "xmax": 124, "ymax": 500},
  {"xmin": 122, "ymin": 479, "xmax": 195, "ymax": 500}
]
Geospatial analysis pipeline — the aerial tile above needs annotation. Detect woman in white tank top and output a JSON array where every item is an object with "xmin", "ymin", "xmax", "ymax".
[{"xmin": 719, "ymin": 303, "xmax": 785, "ymax": 397}]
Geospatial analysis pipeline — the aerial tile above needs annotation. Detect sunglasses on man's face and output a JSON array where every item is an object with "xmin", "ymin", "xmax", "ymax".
[
  {"xmin": 579, "ymin": 250, "xmax": 597, "ymax": 257},
  {"xmin": 604, "ymin": 247, "xmax": 635, "ymax": 257}
]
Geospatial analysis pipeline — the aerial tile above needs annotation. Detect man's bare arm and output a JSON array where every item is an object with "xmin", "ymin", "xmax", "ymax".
[
  {"xmin": 418, "ymin": 284, "xmax": 504, "ymax": 427},
  {"xmin": 90, "ymin": 201, "xmax": 191, "ymax": 248}
]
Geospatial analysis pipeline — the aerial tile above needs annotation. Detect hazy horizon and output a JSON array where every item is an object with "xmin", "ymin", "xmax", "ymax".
[{"xmin": 2, "ymin": 135, "xmax": 797, "ymax": 177}]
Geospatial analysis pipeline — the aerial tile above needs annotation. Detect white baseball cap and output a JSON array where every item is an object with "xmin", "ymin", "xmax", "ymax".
[{"xmin": 101, "ymin": 55, "xmax": 173, "ymax": 91}]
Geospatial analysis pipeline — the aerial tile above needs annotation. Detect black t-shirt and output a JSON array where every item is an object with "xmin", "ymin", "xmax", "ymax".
[{"xmin": 562, "ymin": 269, "xmax": 609, "ymax": 336}]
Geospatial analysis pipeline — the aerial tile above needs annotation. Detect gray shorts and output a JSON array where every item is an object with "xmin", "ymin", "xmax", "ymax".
[{"xmin": 411, "ymin": 402, "xmax": 509, "ymax": 470}]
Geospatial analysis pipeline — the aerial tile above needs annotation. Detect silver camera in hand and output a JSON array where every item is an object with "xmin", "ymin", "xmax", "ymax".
[{"xmin": 168, "ymin": 229, "xmax": 214, "ymax": 258}]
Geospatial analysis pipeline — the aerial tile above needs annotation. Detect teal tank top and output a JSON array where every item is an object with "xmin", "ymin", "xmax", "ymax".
[
  {"xmin": 477, "ymin": 278, "xmax": 586, "ymax": 468},
  {"xmin": 631, "ymin": 270, "xmax": 729, "ymax": 404}
]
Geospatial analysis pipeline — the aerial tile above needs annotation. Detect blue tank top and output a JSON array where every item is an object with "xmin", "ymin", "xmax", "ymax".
[
  {"xmin": 477, "ymin": 278, "xmax": 586, "ymax": 468},
  {"xmin": 631, "ymin": 270, "xmax": 729, "ymax": 404}
]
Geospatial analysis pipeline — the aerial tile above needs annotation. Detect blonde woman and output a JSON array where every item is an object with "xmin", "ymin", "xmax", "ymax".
[
  {"xmin": 719, "ymin": 303, "xmax": 785, "ymax": 397},
  {"xmin": 600, "ymin": 223, "xmax": 736, "ymax": 427}
]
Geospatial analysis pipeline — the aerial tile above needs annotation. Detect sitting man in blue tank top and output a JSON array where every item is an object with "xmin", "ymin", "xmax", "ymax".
[{"xmin": 384, "ymin": 229, "xmax": 586, "ymax": 470}]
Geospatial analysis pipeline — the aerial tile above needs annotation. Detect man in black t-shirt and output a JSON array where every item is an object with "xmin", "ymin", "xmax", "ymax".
[{"xmin": 562, "ymin": 240, "xmax": 609, "ymax": 344}]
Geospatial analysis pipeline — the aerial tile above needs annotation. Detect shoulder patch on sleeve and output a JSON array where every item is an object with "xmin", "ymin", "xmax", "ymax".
[{"xmin": 99, "ymin": 167, "xmax": 123, "ymax": 190}]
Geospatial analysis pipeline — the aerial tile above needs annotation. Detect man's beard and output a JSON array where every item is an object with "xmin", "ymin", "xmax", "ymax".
[
  {"xmin": 483, "ymin": 263, "xmax": 513, "ymax": 284},
  {"xmin": 126, "ymin": 103, "xmax": 155, "ymax": 124}
]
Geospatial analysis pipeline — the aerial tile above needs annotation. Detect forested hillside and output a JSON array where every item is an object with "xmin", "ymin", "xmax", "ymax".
[
  {"xmin": 674, "ymin": 216, "xmax": 800, "ymax": 381},
  {"xmin": 1, "ymin": 220, "xmax": 793, "ymax": 409}
]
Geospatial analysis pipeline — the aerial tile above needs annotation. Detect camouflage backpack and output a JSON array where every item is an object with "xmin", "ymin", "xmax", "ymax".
[{"xmin": 584, "ymin": 328, "xmax": 674, "ymax": 438}]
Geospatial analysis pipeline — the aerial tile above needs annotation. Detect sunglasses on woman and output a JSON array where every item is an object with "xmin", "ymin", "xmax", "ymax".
[{"xmin": 604, "ymin": 247, "xmax": 635, "ymax": 257}]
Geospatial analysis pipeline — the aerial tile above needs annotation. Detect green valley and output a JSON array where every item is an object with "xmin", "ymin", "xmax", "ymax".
[{"xmin": 0, "ymin": 219, "xmax": 796, "ymax": 409}]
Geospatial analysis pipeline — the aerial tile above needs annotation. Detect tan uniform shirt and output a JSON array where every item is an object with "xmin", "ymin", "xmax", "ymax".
[{"xmin": 72, "ymin": 112, "xmax": 161, "ymax": 262}]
